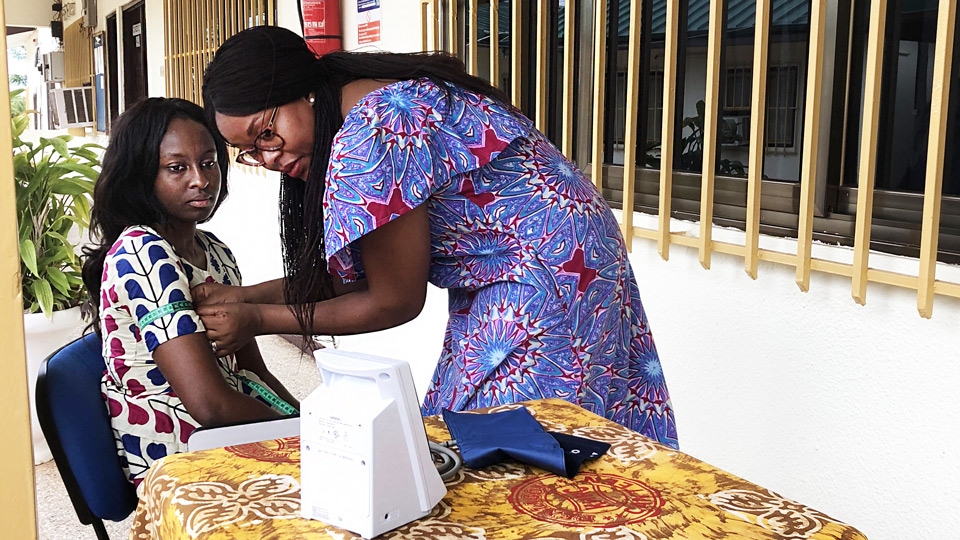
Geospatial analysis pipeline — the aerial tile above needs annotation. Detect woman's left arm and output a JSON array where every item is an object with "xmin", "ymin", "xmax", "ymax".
[
  {"xmin": 199, "ymin": 204, "xmax": 431, "ymax": 354},
  {"xmin": 233, "ymin": 339, "xmax": 300, "ymax": 410}
]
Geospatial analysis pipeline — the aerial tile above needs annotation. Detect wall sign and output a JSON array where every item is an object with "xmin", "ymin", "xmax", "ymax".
[{"xmin": 357, "ymin": 0, "xmax": 381, "ymax": 45}]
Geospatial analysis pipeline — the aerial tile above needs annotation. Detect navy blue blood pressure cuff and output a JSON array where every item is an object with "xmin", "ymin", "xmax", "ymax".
[{"xmin": 442, "ymin": 407, "xmax": 610, "ymax": 478}]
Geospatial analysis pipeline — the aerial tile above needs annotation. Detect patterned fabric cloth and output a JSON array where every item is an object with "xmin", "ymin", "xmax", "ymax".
[
  {"xmin": 99, "ymin": 225, "xmax": 285, "ymax": 489},
  {"xmin": 128, "ymin": 399, "xmax": 868, "ymax": 540},
  {"xmin": 324, "ymin": 79, "xmax": 677, "ymax": 448}
]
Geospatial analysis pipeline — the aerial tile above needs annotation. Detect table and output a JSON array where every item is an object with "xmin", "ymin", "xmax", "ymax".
[{"xmin": 130, "ymin": 399, "xmax": 867, "ymax": 539}]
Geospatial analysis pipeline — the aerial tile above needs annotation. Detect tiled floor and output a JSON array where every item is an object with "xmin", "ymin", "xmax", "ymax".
[{"xmin": 34, "ymin": 336, "xmax": 322, "ymax": 540}]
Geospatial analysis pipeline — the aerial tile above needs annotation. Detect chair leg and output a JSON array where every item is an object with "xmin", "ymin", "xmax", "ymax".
[{"xmin": 92, "ymin": 518, "xmax": 111, "ymax": 540}]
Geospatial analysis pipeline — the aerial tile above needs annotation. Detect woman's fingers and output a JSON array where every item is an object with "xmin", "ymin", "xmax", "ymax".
[
  {"xmin": 198, "ymin": 304, "xmax": 250, "ymax": 357},
  {"xmin": 191, "ymin": 283, "xmax": 243, "ymax": 306},
  {"xmin": 191, "ymin": 283, "xmax": 210, "ymax": 304}
]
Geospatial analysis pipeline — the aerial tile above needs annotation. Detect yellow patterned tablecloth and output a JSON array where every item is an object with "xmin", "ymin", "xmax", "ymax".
[{"xmin": 130, "ymin": 399, "xmax": 867, "ymax": 540}]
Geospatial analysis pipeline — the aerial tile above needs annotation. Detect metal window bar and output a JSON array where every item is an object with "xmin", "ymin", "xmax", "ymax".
[
  {"xmin": 646, "ymin": 71, "xmax": 664, "ymax": 145},
  {"xmin": 449, "ymin": 0, "xmax": 458, "ymax": 56},
  {"xmin": 700, "ymin": 0, "xmax": 727, "ymax": 270},
  {"xmin": 725, "ymin": 68, "xmax": 751, "ymax": 111},
  {"xmin": 536, "ymin": 0, "xmax": 549, "ymax": 133},
  {"xmin": 422, "ymin": 1, "xmax": 430, "ymax": 51},
  {"xmin": 621, "ymin": 0, "xmax": 644, "ymax": 249},
  {"xmin": 743, "ymin": 0, "xmax": 771, "ymax": 278},
  {"xmin": 851, "ymin": 0, "xmax": 888, "ymax": 305},
  {"xmin": 427, "ymin": 0, "xmax": 960, "ymax": 314},
  {"xmin": 491, "ymin": 0, "xmax": 500, "ymax": 86},
  {"xmin": 796, "ymin": 0, "xmax": 828, "ymax": 293},
  {"xmin": 658, "ymin": 0, "xmax": 681, "ymax": 259},
  {"xmin": 511, "ymin": 0, "xmax": 522, "ymax": 108},
  {"xmin": 917, "ymin": 0, "xmax": 958, "ymax": 316},
  {"xmin": 590, "ymin": 0, "xmax": 607, "ymax": 190},
  {"xmin": 562, "ymin": 0, "xmax": 576, "ymax": 158},
  {"xmin": 469, "ymin": 0, "xmax": 478, "ymax": 75}
]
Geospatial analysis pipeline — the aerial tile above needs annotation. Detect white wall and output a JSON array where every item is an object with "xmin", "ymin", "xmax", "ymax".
[
  {"xmin": 5, "ymin": 0, "xmax": 54, "ymax": 27},
  {"xmin": 625, "ymin": 214, "xmax": 960, "ymax": 540},
  {"xmin": 340, "ymin": 0, "xmax": 423, "ymax": 53}
]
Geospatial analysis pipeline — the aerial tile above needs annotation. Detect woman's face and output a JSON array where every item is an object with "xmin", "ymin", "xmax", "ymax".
[
  {"xmin": 215, "ymin": 97, "xmax": 316, "ymax": 180},
  {"xmin": 154, "ymin": 117, "xmax": 222, "ymax": 225}
]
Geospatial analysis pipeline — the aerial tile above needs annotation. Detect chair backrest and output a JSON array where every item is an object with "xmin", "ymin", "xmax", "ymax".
[{"xmin": 36, "ymin": 333, "xmax": 137, "ymax": 524}]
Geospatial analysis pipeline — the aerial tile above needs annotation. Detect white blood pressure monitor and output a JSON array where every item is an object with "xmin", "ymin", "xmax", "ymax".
[{"xmin": 300, "ymin": 348, "xmax": 447, "ymax": 538}]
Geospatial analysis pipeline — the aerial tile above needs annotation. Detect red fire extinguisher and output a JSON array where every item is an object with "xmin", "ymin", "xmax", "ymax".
[{"xmin": 299, "ymin": 0, "xmax": 342, "ymax": 57}]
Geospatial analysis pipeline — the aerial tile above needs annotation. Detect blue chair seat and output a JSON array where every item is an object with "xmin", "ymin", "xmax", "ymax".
[{"xmin": 36, "ymin": 333, "xmax": 137, "ymax": 539}]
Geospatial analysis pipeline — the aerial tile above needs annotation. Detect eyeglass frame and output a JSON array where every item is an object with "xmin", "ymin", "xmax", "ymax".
[{"xmin": 231, "ymin": 105, "xmax": 284, "ymax": 167}]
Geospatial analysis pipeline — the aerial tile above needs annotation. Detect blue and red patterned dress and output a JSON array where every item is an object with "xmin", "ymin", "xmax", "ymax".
[
  {"xmin": 99, "ymin": 226, "xmax": 291, "ymax": 489},
  {"xmin": 323, "ymin": 79, "xmax": 677, "ymax": 448}
]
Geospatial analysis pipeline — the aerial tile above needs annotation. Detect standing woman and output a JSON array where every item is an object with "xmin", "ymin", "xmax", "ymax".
[{"xmin": 198, "ymin": 26, "xmax": 677, "ymax": 448}]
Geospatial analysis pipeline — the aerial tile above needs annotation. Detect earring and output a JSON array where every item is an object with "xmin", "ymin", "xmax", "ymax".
[{"xmin": 308, "ymin": 96, "xmax": 315, "ymax": 104}]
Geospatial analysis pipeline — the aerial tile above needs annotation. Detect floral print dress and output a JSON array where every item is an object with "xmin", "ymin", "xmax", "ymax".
[
  {"xmin": 99, "ymin": 225, "xmax": 287, "ymax": 489},
  {"xmin": 323, "ymin": 79, "xmax": 678, "ymax": 448}
]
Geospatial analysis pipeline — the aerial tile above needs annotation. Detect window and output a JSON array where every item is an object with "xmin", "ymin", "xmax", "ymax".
[
  {"xmin": 465, "ymin": 1, "xmax": 573, "ymax": 148},
  {"xmin": 575, "ymin": 0, "xmax": 960, "ymax": 263},
  {"xmin": 448, "ymin": 0, "xmax": 960, "ymax": 265},
  {"xmin": 720, "ymin": 66, "xmax": 800, "ymax": 149},
  {"xmin": 766, "ymin": 65, "xmax": 799, "ymax": 148},
  {"xmin": 724, "ymin": 67, "xmax": 751, "ymax": 111}
]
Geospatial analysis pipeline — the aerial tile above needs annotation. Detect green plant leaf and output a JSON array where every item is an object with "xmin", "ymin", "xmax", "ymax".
[
  {"xmin": 72, "ymin": 195, "xmax": 91, "ymax": 224},
  {"xmin": 73, "ymin": 147, "xmax": 100, "ymax": 163},
  {"xmin": 58, "ymin": 244, "xmax": 78, "ymax": 265},
  {"xmin": 49, "ymin": 176, "xmax": 92, "ymax": 196},
  {"xmin": 14, "ymin": 119, "xmax": 96, "ymax": 314},
  {"xmin": 31, "ymin": 279, "xmax": 54, "ymax": 318},
  {"xmin": 19, "ymin": 239, "xmax": 38, "ymax": 276},
  {"xmin": 12, "ymin": 114, "xmax": 29, "ymax": 138},
  {"xmin": 47, "ymin": 267, "xmax": 71, "ymax": 296},
  {"xmin": 53, "ymin": 161, "xmax": 99, "ymax": 183},
  {"xmin": 18, "ymin": 220, "xmax": 30, "ymax": 243},
  {"xmin": 43, "ymin": 229, "xmax": 71, "ymax": 248},
  {"xmin": 48, "ymin": 137, "xmax": 71, "ymax": 160}
]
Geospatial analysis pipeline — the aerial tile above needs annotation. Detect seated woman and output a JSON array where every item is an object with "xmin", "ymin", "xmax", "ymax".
[{"xmin": 81, "ymin": 97, "xmax": 298, "ymax": 490}]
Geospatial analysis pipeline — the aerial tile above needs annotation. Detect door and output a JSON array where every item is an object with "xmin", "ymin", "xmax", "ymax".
[
  {"xmin": 106, "ymin": 12, "xmax": 119, "ymax": 127},
  {"xmin": 122, "ymin": 1, "xmax": 148, "ymax": 108}
]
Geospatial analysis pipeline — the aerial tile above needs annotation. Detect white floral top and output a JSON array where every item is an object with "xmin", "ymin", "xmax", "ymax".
[{"xmin": 98, "ymin": 225, "xmax": 285, "ymax": 489}]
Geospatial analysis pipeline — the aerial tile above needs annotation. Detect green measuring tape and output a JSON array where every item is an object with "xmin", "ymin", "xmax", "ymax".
[
  {"xmin": 137, "ymin": 300, "xmax": 193, "ymax": 330},
  {"xmin": 242, "ymin": 376, "xmax": 299, "ymax": 415}
]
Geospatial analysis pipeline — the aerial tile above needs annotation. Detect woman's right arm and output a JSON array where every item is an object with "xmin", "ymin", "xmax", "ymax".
[
  {"xmin": 193, "ymin": 274, "xmax": 363, "ymax": 306},
  {"xmin": 152, "ymin": 333, "xmax": 280, "ymax": 426}
]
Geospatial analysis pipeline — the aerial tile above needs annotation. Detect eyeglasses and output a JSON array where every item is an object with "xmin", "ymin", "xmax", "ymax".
[{"xmin": 234, "ymin": 106, "xmax": 284, "ymax": 167}]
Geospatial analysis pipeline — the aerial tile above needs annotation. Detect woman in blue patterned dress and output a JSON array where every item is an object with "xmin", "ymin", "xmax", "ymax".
[
  {"xmin": 81, "ymin": 98, "xmax": 298, "ymax": 489},
  {"xmin": 197, "ymin": 26, "xmax": 677, "ymax": 448}
]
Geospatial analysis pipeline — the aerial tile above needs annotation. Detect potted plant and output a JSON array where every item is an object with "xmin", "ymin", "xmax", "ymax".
[{"xmin": 12, "ymin": 89, "xmax": 102, "ymax": 463}]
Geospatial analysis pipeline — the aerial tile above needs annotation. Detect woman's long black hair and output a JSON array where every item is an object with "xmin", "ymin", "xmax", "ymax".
[
  {"xmin": 202, "ymin": 25, "xmax": 510, "ymax": 339},
  {"xmin": 81, "ymin": 97, "xmax": 230, "ymax": 335}
]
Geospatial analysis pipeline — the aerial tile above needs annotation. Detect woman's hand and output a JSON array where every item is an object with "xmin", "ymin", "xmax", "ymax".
[
  {"xmin": 197, "ymin": 302, "xmax": 263, "ymax": 357},
  {"xmin": 191, "ymin": 282, "xmax": 247, "ymax": 307}
]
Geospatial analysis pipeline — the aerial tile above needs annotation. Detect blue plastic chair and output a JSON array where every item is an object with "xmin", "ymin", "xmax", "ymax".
[{"xmin": 36, "ymin": 333, "xmax": 137, "ymax": 539}]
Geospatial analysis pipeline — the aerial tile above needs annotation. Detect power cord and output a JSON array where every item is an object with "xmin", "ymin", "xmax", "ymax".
[{"xmin": 429, "ymin": 440, "xmax": 461, "ymax": 481}]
